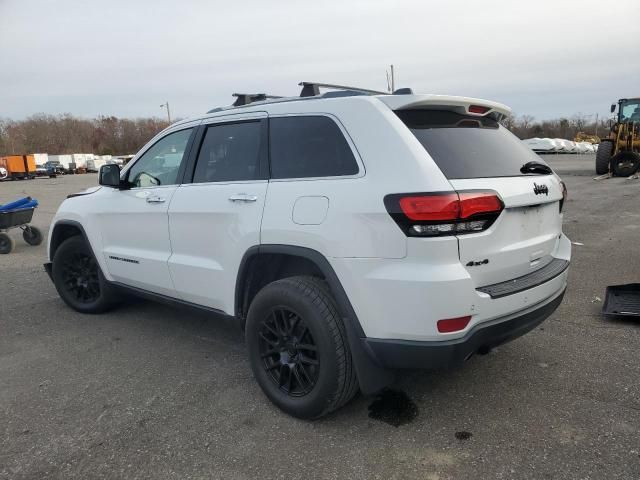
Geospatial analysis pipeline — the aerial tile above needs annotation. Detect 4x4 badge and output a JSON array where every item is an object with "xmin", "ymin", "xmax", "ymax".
[{"xmin": 533, "ymin": 183, "xmax": 549, "ymax": 196}]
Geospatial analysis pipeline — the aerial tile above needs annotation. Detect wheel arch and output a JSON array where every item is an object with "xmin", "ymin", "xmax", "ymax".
[
  {"xmin": 235, "ymin": 245, "xmax": 361, "ymax": 333},
  {"xmin": 49, "ymin": 220, "xmax": 93, "ymax": 261},
  {"xmin": 235, "ymin": 244, "xmax": 395, "ymax": 394}
]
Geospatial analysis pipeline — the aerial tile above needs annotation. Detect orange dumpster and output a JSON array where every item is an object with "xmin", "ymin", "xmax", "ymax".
[{"xmin": 0, "ymin": 155, "xmax": 36, "ymax": 180}]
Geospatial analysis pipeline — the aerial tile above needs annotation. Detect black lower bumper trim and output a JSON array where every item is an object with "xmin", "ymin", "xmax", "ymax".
[
  {"xmin": 363, "ymin": 290, "xmax": 565, "ymax": 370},
  {"xmin": 477, "ymin": 258, "xmax": 569, "ymax": 299}
]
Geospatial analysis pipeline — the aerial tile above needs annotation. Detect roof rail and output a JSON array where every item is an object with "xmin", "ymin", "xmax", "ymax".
[
  {"xmin": 232, "ymin": 93, "xmax": 283, "ymax": 107},
  {"xmin": 299, "ymin": 82, "xmax": 387, "ymax": 97}
]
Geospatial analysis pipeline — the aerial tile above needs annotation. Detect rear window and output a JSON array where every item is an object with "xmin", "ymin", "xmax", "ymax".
[
  {"xmin": 269, "ymin": 116, "xmax": 359, "ymax": 179},
  {"xmin": 396, "ymin": 110, "xmax": 547, "ymax": 179}
]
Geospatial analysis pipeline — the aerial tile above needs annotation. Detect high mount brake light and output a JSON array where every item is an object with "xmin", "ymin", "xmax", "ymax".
[
  {"xmin": 384, "ymin": 191, "xmax": 504, "ymax": 237},
  {"xmin": 468, "ymin": 105, "xmax": 490, "ymax": 115}
]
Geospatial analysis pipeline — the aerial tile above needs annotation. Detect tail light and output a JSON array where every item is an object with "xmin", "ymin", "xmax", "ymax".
[
  {"xmin": 384, "ymin": 191, "xmax": 504, "ymax": 237},
  {"xmin": 559, "ymin": 181, "xmax": 567, "ymax": 212}
]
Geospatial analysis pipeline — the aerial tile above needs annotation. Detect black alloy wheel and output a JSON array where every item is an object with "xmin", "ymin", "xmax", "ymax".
[
  {"xmin": 60, "ymin": 252, "xmax": 101, "ymax": 304},
  {"xmin": 52, "ymin": 235, "xmax": 117, "ymax": 313},
  {"xmin": 259, "ymin": 307, "xmax": 320, "ymax": 396},
  {"xmin": 245, "ymin": 276, "xmax": 359, "ymax": 419}
]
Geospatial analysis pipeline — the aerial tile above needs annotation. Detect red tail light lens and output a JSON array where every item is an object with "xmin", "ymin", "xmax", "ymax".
[
  {"xmin": 399, "ymin": 194, "xmax": 459, "ymax": 221},
  {"xmin": 385, "ymin": 191, "xmax": 504, "ymax": 237},
  {"xmin": 459, "ymin": 192, "xmax": 503, "ymax": 218},
  {"xmin": 437, "ymin": 316, "xmax": 472, "ymax": 333}
]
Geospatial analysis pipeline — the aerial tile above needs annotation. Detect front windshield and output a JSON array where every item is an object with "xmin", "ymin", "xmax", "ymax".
[{"xmin": 619, "ymin": 100, "xmax": 640, "ymax": 122}]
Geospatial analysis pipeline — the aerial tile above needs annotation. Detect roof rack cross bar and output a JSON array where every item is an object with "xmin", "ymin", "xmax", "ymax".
[
  {"xmin": 232, "ymin": 93, "xmax": 283, "ymax": 107},
  {"xmin": 298, "ymin": 82, "xmax": 387, "ymax": 97}
]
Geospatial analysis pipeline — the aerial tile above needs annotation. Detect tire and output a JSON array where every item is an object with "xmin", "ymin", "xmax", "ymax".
[
  {"xmin": 595, "ymin": 141, "xmax": 613, "ymax": 174},
  {"xmin": 611, "ymin": 152, "xmax": 640, "ymax": 177},
  {"xmin": 51, "ymin": 235, "xmax": 118, "ymax": 313},
  {"xmin": 23, "ymin": 226, "xmax": 43, "ymax": 246},
  {"xmin": 0, "ymin": 233, "xmax": 14, "ymax": 254},
  {"xmin": 245, "ymin": 276, "xmax": 359, "ymax": 419}
]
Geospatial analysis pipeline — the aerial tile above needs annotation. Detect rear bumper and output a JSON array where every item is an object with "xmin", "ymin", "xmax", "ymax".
[
  {"xmin": 362, "ymin": 288, "xmax": 565, "ymax": 370},
  {"xmin": 331, "ymin": 234, "xmax": 571, "ymax": 341}
]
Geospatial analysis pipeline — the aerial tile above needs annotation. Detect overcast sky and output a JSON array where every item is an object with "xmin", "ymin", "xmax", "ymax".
[{"xmin": 1, "ymin": 0, "xmax": 638, "ymax": 121}]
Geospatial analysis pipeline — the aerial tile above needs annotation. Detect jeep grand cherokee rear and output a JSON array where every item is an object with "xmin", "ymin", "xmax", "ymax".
[{"xmin": 332, "ymin": 100, "xmax": 570, "ymax": 370}]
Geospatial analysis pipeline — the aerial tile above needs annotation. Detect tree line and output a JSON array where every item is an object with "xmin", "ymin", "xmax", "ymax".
[
  {"xmin": 0, "ymin": 114, "xmax": 170, "ymax": 156},
  {"xmin": 0, "ymin": 112, "xmax": 610, "ymax": 156}
]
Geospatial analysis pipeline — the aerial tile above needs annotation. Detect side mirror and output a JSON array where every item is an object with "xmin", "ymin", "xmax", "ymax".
[
  {"xmin": 611, "ymin": 104, "xmax": 616, "ymax": 113},
  {"xmin": 99, "ymin": 164, "xmax": 122, "ymax": 188}
]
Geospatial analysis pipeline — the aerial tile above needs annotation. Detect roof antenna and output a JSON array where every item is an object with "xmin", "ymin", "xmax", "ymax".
[{"xmin": 385, "ymin": 65, "xmax": 395, "ymax": 93}]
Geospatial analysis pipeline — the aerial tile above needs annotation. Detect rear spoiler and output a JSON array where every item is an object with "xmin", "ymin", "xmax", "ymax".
[{"xmin": 377, "ymin": 94, "xmax": 511, "ymax": 118}]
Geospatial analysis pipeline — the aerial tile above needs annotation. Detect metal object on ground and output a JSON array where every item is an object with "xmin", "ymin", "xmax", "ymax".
[{"xmin": 602, "ymin": 284, "xmax": 640, "ymax": 317}]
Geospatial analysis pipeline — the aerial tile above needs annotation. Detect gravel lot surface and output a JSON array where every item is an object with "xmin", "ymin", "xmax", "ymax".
[{"xmin": 1, "ymin": 155, "xmax": 639, "ymax": 479}]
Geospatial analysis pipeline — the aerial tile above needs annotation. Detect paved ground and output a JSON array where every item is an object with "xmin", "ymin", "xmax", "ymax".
[{"xmin": 1, "ymin": 156, "xmax": 639, "ymax": 479}]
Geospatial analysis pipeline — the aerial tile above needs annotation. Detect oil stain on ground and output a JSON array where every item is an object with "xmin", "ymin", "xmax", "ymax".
[{"xmin": 368, "ymin": 388, "xmax": 418, "ymax": 427}]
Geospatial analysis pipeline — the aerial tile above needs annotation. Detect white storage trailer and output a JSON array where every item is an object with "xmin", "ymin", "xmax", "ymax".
[
  {"xmin": 33, "ymin": 153, "xmax": 49, "ymax": 166},
  {"xmin": 86, "ymin": 158, "xmax": 107, "ymax": 172},
  {"xmin": 48, "ymin": 154, "xmax": 73, "ymax": 169}
]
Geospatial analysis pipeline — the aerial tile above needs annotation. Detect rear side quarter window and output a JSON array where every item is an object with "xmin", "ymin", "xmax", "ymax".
[{"xmin": 269, "ymin": 116, "xmax": 359, "ymax": 179}]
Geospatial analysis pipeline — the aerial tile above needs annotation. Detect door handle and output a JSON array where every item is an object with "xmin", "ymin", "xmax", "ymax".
[
  {"xmin": 229, "ymin": 194, "xmax": 258, "ymax": 203},
  {"xmin": 146, "ymin": 195, "xmax": 165, "ymax": 203}
]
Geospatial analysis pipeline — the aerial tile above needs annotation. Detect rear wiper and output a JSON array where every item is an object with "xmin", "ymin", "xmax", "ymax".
[{"xmin": 520, "ymin": 161, "xmax": 552, "ymax": 175}]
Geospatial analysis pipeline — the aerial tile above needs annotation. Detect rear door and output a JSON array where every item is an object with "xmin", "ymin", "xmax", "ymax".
[
  {"xmin": 167, "ymin": 113, "xmax": 268, "ymax": 312},
  {"xmin": 397, "ymin": 109, "xmax": 564, "ymax": 287}
]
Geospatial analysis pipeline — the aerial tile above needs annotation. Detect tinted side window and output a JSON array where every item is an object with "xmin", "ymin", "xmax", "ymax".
[
  {"xmin": 193, "ymin": 121, "xmax": 264, "ymax": 183},
  {"xmin": 127, "ymin": 128, "xmax": 193, "ymax": 187},
  {"xmin": 270, "ymin": 116, "xmax": 359, "ymax": 179}
]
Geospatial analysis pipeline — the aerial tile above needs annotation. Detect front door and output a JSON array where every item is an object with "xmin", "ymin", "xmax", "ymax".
[
  {"xmin": 99, "ymin": 126, "xmax": 196, "ymax": 296},
  {"xmin": 168, "ymin": 114, "xmax": 268, "ymax": 312}
]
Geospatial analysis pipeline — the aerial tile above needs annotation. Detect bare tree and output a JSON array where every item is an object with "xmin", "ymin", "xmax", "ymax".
[{"xmin": 0, "ymin": 114, "xmax": 169, "ymax": 156}]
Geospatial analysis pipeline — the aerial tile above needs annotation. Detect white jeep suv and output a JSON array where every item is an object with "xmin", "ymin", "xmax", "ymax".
[{"xmin": 45, "ymin": 82, "xmax": 570, "ymax": 418}]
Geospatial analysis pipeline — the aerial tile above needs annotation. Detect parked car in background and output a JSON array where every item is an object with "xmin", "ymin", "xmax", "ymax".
[
  {"xmin": 45, "ymin": 82, "xmax": 571, "ymax": 419},
  {"xmin": 43, "ymin": 161, "xmax": 65, "ymax": 177}
]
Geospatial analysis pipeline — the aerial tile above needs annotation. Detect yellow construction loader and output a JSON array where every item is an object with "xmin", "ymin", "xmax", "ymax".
[
  {"xmin": 596, "ymin": 98, "xmax": 640, "ymax": 175},
  {"xmin": 574, "ymin": 132, "xmax": 600, "ymax": 144}
]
